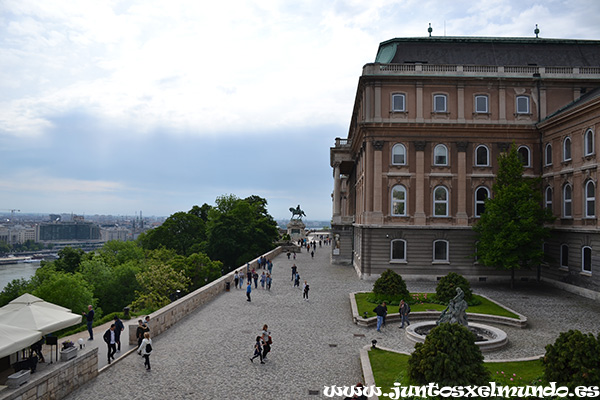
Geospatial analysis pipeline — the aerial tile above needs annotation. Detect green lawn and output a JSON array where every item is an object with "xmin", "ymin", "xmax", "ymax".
[
  {"xmin": 369, "ymin": 349, "xmax": 544, "ymax": 393},
  {"xmin": 355, "ymin": 292, "xmax": 519, "ymax": 319}
]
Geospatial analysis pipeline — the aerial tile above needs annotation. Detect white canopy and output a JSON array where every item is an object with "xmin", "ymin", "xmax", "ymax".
[
  {"xmin": 0, "ymin": 293, "xmax": 82, "ymax": 335},
  {"xmin": 0, "ymin": 323, "xmax": 41, "ymax": 359}
]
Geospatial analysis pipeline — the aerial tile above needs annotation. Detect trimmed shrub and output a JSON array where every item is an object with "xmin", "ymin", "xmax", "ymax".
[
  {"xmin": 435, "ymin": 272, "xmax": 473, "ymax": 304},
  {"xmin": 543, "ymin": 330, "xmax": 600, "ymax": 390},
  {"xmin": 371, "ymin": 269, "xmax": 410, "ymax": 303},
  {"xmin": 408, "ymin": 323, "xmax": 489, "ymax": 386}
]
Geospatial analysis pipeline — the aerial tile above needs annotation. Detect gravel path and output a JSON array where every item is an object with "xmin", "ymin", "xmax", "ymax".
[{"xmin": 64, "ymin": 240, "xmax": 600, "ymax": 399}]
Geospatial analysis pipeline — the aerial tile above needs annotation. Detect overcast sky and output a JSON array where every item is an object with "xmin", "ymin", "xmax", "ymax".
[{"xmin": 1, "ymin": 0, "xmax": 600, "ymax": 221}]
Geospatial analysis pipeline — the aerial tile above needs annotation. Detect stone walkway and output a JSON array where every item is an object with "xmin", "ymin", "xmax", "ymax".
[{"xmin": 63, "ymin": 240, "xmax": 600, "ymax": 399}]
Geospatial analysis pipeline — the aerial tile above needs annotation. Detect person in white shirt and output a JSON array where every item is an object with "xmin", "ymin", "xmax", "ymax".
[{"xmin": 138, "ymin": 332, "xmax": 153, "ymax": 370}]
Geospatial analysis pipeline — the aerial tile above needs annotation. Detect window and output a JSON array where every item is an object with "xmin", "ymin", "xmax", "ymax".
[
  {"xmin": 433, "ymin": 186, "xmax": 449, "ymax": 217},
  {"xmin": 560, "ymin": 244, "xmax": 569, "ymax": 268},
  {"xmin": 585, "ymin": 181, "xmax": 595, "ymax": 218},
  {"xmin": 563, "ymin": 184, "xmax": 572, "ymax": 217},
  {"xmin": 475, "ymin": 95, "xmax": 488, "ymax": 113},
  {"xmin": 517, "ymin": 146, "xmax": 530, "ymax": 167},
  {"xmin": 392, "ymin": 93, "xmax": 406, "ymax": 112},
  {"xmin": 433, "ymin": 94, "xmax": 447, "ymax": 112},
  {"xmin": 392, "ymin": 144, "xmax": 406, "ymax": 165},
  {"xmin": 433, "ymin": 240, "xmax": 449, "ymax": 262},
  {"xmin": 475, "ymin": 145, "xmax": 489, "ymax": 166},
  {"xmin": 545, "ymin": 187, "xmax": 553, "ymax": 211},
  {"xmin": 516, "ymin": 96, "xmax": 530, "ymax": 114},
  {"xmin": 545, "ymin": 143, "xmax": 553, "ymax": 166},
  {"xmin": 563, "ymin": 137, "xmax": 572, "ymax": 161},
  {"xmin": 584, "ymin": 129, "xmax": 594, "ymax": 156},
  {"xmin": 475, "ymin": 186, "xmax": 490, "ymax": 217},
  {"xmin": 391, "ymin": 239, "xmax": 406, "ymax": 261},
  {"xmin": 434, "ymin": 144, "xmax": 448, "ymax": 166},
  {"xmin": 582, "ymin": 246, "xmax": 592, "ymax": 273},
  {"xmin": 391, "ymin": 185, "xmax": 407, "ymax": 216}
]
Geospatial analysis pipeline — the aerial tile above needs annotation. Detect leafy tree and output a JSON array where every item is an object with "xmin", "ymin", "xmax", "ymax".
[
  {"xmin": 131, "ymin": 262, "xmax": 191, "ymax": 310},
  {"xmin": 189, "ymin": 203, "xmax": 213, "ymax": 222},
  {"xmin": 99, "ymin": 240, "xmax": 144, "ymax": 267},
  {"xmin": 408, "ymin": 323, "xmax": 489, "ymax": 386},
  {"xmin": 32, "ymin": 271, "xmax": 95, "ymax": 315},
  {"xmin": 544, "ymin": 330, "xmax": 600, "ymax": 390},
  {"xmin": 79, "ymin": 254, "xmax": 114, "ymax": 312},
  {"xmin": 0, "ymin": 278, "xmax": 31, "ymax": 307},
  {"xmin": 183, "ymin": 252, "xmax": 222, "ymax": 291},
  {"xmin": 100, "ymin": 261, "xmax": 142, "ymax": 312},
  {"xmin": 371, "ymin": 269, "xmax": 410, "ymax": 303},
  {"xmin": 138, "ymin": 211, "xmax": 206, "ymax": 256},
  {"xmin": 473, "ymin": 144, "xmax": 554, "ymax": 288},
  {"xmin": 436, "ymin": 272, "xmax": 473, "ymax": 303},
  {"xmin": 0, "ymin": 241, "xmax": 10, "ymax": 254},
  {"xmin": 52, "ymin": 247, "xmax": 86, "ymax": 273}
]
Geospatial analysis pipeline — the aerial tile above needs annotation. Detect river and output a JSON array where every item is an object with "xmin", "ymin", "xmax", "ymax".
[{"xmin": 0, "ymin": 261, "xmax": 41, "ymax": 291}]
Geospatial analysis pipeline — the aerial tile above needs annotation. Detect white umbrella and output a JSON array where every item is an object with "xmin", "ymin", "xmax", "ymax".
[
  {"xmin": 0, "ymin": 293, "xmax": 82, "ymax": 335},
  {"xmin": 0, "ymin": 323, "xmax": 41, "ymax": 359}
]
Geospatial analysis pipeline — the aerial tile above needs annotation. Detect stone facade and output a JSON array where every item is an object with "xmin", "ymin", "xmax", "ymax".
[{"xmin": 331, "ymin": 36, "xmax": 600, "ymax": 293}]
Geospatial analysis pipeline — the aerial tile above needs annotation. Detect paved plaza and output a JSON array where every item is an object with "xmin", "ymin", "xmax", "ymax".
[{"xmin": 64, "ymin": 240, "xmax": 600, "ymax": 399}]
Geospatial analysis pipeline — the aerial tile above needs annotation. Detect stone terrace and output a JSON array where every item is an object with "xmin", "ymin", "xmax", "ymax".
[{"xmin": 64, "ymin": 240, "xmax": 600, "ymax": 399}]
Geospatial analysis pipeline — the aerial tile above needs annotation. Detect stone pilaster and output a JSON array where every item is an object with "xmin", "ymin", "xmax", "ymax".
[
  {"xmin": 414, "ymin": 141, "xmax": 427, "ymax": 225},
  {"xmin": 456, "ymin": 141, "xmax": 469, "ymax": 225}
]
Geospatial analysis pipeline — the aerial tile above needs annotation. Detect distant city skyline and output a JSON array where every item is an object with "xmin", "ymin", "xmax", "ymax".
[{"xmin": 2, "ymin": 1, "xmax": 600, "ymax": 220}]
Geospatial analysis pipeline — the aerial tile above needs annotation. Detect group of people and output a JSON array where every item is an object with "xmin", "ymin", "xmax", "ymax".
[
  {"xmin": 100, "ymin": 314, "xmax": 152, "ymax": 370},
  {"xmin": 250, "ymin": 324, "xmax": 272, "ymax": 364},
  {"xmin": 291, "ymin": 264, "xmax": 310, "ymax": 300},
  {"xmin": 373, "ymin": 300, "xmax": 411, "ymax": 332}
]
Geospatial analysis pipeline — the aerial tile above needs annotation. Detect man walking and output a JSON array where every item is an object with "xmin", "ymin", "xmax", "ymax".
[
  {"xmin": 399, "ymin": 300, "xmax": 411, "ymax": 329},
  {"xmin": 82, "ymin": 305, "xmax": 94, "ymax": 340},
  {"xmin": 373, "ymin": 302, "xmax": 387, "ymax": 332},
  {"xmin": 113, "ymin": 316, "xmax": 125, "ymax": 352},
  {"xmin": 103, "ymin": 324, "xmax": 117, "ymax": 364},
  {"xmin": 246, "ymin": 281, "xmax": 252, "ymax": 302}
]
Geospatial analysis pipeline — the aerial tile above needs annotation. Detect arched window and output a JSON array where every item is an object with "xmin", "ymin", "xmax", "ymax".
[
  {"xmin": 516, "ymin": 95, "xmax": 530, "ymax": 114},
  {"xmin": 390, "ymin": 239, "xmax": 406, "ymax": 261},
  {"xmin": 433, "ymin": 94, "xmax": 447, "ymax": 112},
  {"xmin": 545, "ymin": 143, "xmax": 553, "ymax": 166},
  {"xmin": 474, "ymin": 186, "xmax": 490, "ymax": 217},
  {"xmin": 433, "ymin": 240, "xmax": 449, "ymax": 262},
  {"xmin": 433, "ymin": 186, "xmax": 449, "ymax": 217},
  {"xmin": 585, "ymin": 129, "xmax": 594, "ymax": 156},
  {"xmin": 560, "ymin": 244, "xmax": 569, "ymax": 268},
  {"xmin": 545, "ymin": 187, "xmax": 553, "ymax": 211},
  {"xmin": 391, "ymin": 185, "xmax": 407, "ymax": 216},
  {"xmin": 475, "ymin": 145, "xmax": 489, "ymax": 166},
  {"xmin": 585, "ymin": 180, "xmax": 595, "ymax": 218},
  {"xmin": 563, "ymin": 184, "xmax": 572, "ymax": 217},
  {"xmin": 563, "ymin": 137, "xmax": 572, "ymax": 161},
  {"xmin": 582, "ymin": 246, "xmax": 592, "ymax": 273},
  {"xmin": 475, "ymin": 95, "xmax": 488, "ymax": 113},
  {"xmin": 392, "ymin": 93, "xmax": 406, "ymax": 112},
  {"xmin": 434, "ymin": 144, "xmax": 448, "ymax": 166},
  {"xmin": 517, "ymin": 146, "xmax": 530, "ymax": 167},
  {"xmin": 391, "ymin": 144, "xmax": 406, "ymax": 165}
]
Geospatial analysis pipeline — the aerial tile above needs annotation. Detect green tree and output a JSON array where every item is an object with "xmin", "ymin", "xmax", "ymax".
[
  {"xmin": 436, "ymin": 272, "xmax": 473, "ymax": 303},
  {"xmin": 99, "ymin": 240, "xmax": 144, "ymax": 267},
  {"xmin": 371, "ymin": 269, "xmax": 410, "ymax": 303},
  {"xmin": 32, "ymin": 271, "xmax": 95, "ymax": 315},
  {"xmin": 0, "ymin": 241, "xmax": 10, "ymax": 254},
  {"xmin": 183, "ymin": 252, "xmax": 222, "ymax": 291},
  {"xmin": 0, "ymin": 278, "xmax": 31, "ymax": 307},
  {"xmin": 100, "ymin": 261, "xmax": 142, "ymax": 312},
  {"xmin": 138, "ymin": 210, "xmax": 206, "ymax": 256},
  {"xmin": 131, "ymin": 262, "xmax": 191, "ymax": 310},
  {"xmin": 51, "ymin": 247, "xmax": 86, "ymax": 273},
  {"xmin": 473, "ymin": 144, "xmax": 554, "ymax": 288}
]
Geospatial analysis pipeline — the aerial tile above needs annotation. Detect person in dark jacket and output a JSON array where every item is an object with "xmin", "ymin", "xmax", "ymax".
[
  {"xmin": 373, "ymin": 302, "xmax": 387, "ymax": 332},
  {"xmin": 113, "ymin": 316, "xmax": 125, "ymax": 352},
  {"xmin": 103, "ymin": 324, "xmax": 117, "ymax": 364},
  {"xmin": 82, "ymin": 305, "xmax": 94, "ymax": 340}
]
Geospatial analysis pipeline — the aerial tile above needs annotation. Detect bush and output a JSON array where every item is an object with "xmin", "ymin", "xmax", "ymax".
[
  {"xmin": 408, "ymin": 323, "xmax": 489, "ymax": 386},
  {"xmin": 543, "ymin": 330, "xmax": 600, "ymax": 390},
  {"xmin": 436, "ymin": 272, "xmax": 473, "ymax": 304},
  {"xmin": 371, "ymin": 269, "xmax": 410, "ymax": 304}
]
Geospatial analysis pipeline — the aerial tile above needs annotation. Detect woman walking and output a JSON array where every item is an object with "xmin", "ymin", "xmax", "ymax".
[
  {"xmin": 138, "ymin": 332, "xmax": 153, "ymax": 370},
  {"xmin": 250, "ymin": 336, "xmax": 264, "ymax": 364},
  {"xmin": 261, "ymin": 324, "xmax": 271, "ymax": 361},
  {"xmin": 303, "ymin": 280, "xmax": 310, "ymax": 300}
]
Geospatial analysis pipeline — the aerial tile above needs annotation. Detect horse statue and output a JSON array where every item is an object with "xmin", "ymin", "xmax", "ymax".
[{"xmin": 289, "ymin": 205, "xmax": 306, "ymax": 220}]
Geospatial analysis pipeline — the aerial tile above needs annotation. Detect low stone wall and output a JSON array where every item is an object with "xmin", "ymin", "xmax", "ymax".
[
  {"xmin": 128, "ymin": 246, "xmax": 286, "ymax": 345},
  {"xmin": 0, "ymin": 348, "xmax": 98, "ymax": 400}
]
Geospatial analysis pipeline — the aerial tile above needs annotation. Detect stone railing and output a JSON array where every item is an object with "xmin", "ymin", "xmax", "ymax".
[
  {"xmin": 0, "ymin": 348, "xmax": 98, "ymax": 400},
  {"xmin": 128, "ymin": 246, "xmax": 286, "ymax": 344}
]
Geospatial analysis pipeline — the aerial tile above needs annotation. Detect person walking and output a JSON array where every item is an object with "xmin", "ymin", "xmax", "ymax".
[
  {"xmin": 261, "ymin": 325, "xmax": 271, "ymax": 361},
  {"xmin": 138, "ymin": 332, "xmax": 152, "ymax": 370},
  {"xmin": 399, "ymin": 300, "xmax": 411, "ymax": 329},
  {"xmin": 250, "ymin": 336, "xmax": 264, "ymax": 364},
  {"xmin": 253, "ymin": 270, "xmax": 259, "ymax": 289},
  {"xmin": 311, "ymin": 250, "xmax": 314, "ymax": 258},
  {"xmin": 303, "ymin": 280, "xmax": 310, "ymax": 300},
  {"xmin": 82, "ymin": 305, "xmax": 94, "ymax": 340},
  {"xmin": 267, "ymin": 260, "xmax": 273, "ymax": 275},
  {"xmin": 294, "ymin": 272, "xmax": 301, "ymax": 288},
  {"xmin": 291, "ymin": 264, "xmax": 297, "ymax": 281},
  {"xmin": 234, "ymin": 271, "xmax": 239, "ymax": 289},
  {"xmin": 260, "ymin": 272, "xmax": 266, "ymax": 289},
  {"xmin": 373, "ymin": 302, "xmax": 387, "ymax": 332},
  {"xmin": 136, "ymin": 319, "xmax": 149, "ymax": 347},
  {"xmin": 239, "ymin": 270, "xmax": 244, "ymax": 288},
  {"xmin": 246, "ymin": 281, "xmax": 252, "ymax": 302},
  {"xmin": 266, "ymin": 273, "xmax": 272, "ymax": 290},
  {"xmin": 113, "ymin": 315, "xmax": 124, "ymax": 352},
  {"xmin": 103, "ymin": 324, "xmax": 117, "ymax": 364}
]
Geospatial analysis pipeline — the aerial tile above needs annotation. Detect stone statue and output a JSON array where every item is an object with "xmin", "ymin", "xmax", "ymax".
[
  {"xmin": 289, "ymin": 205, "xmax": 306, "ymax": 220},
  {"xmin": 437, "ymin": 287, "xmax": 469, "ymax": 327}
]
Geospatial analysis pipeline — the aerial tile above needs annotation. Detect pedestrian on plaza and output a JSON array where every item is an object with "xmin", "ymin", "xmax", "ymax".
[
  {"xmin": 294, "ymin": 272, "xmax": 300, "ymax": 288},
  {"xmin": 319, "ymin": 240, "xmax": 322, "ymax": 247},
  {"xmin": 138, "ymin": 332, "xmax": 152, "ymax": 370},
  {"xmin": 253, "ymin": 271, "xmax": 259, "ymax": 288},
  {"xmin": 260, "ymin": 272, "xmax": 266, "ymax": 289},
  {"xmin": 291, "ymin": 264, "xmax": 297, "ymax": 281},
  {"xmin": 266, "ymin": 273, "xmax": 272, "ymax": 290},
  {"xmin": 267, "ymin": 260, "xmax": 273, "ymax": 275},
  {"xmin": 103, "ymin": 324, "xmax": 117, "ymax": 364},
  {"xmin": 82, "ymin": 305, "xmax": 94, "ymax": 340},
  {"xmin": 399, "ymin": 300, "xmax": 411, "ymax": 329},
  {"xmin": 113, "ymin": 315, "xmax": 124, "ymax": 352},
  {"xmin": 136, "ymin": 319, "xmax": 149, "ymax": 347},
  {"xmin": 373, "ymin": 302, "xmax": 387, "ymax": 332},
  {"xmin": 287, "ymin": 251, "xmax": 291, "ymax": 259},
  {"xmin": 144, "ymin": 315, "xmax": 151, "ymax": 327},
  {"xmin": 246, "ymin": 281, "xmax": 252, "ymax": 302},
  {"xmin": 247, "ymin": 268, "xmax": 252, "ymax": 284},
  {"xmin": 250, "ymin": 336, "xmax": 264, "ymax": 364},
  {"xmin": 311, "ymin": 250, "xmax": 314, "ymax": 258},
  {"xmin": 239, "ymin": 270, "xmax": 244, "ymax": 288},
  {"xmin": 303, "ymin": 280, "xmax": 310, "ymax": 300},
  {"xmin": 234, "ymin": 271, "xmax": 239, "ymax": 289},
  {"xmin": 261, "ymin": 324, "xmax": 271, "ymax": 361},
  {"xmin": 293, "ymin": 251, "xmax": 296, "ymax": 260}
]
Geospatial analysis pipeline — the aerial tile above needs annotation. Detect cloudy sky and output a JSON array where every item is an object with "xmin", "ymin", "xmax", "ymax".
[{"xmin": 1, "ymin": 0, "xmax": 600, "ymax": 221}]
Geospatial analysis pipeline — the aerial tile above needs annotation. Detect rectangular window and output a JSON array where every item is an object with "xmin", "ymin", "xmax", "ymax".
[
  {"xmin": 475, "ymin": 95, "xmax": 488, "ymax": 113},
  {"xmin": 433, "ymin": 241, "xmax": 448, "ymax": 262},
  {"xmin": 391, "ymin": 240, "xmax": 406, "ymax": 261},
  {"xmin": 392, "ymin": 94, "xmax": 405, "ymax": 112},
  {"xmin": 434, "ymin": 95, "xmax": 447, "ymax": 112},
  {"xmin": 516, "ymin": 96, "xmax": 530, "ymax": 114},
  {"xmin": 582, "ymin": 247, "xmax": 592, "ymax": 273},
  {"xmin": 560, "ymin": 245, "xmax": 569, "ymax": 268}
]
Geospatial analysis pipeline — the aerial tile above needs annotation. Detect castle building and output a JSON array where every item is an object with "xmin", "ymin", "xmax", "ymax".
[{"xmin": 330, "ymin": 36, "xmax": 600, "ymax": 296}]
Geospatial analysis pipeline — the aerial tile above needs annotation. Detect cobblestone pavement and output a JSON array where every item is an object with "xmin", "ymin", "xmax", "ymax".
[{"xmin": 64, "ymin": 240, "xmax": 600, "ymax": 399}]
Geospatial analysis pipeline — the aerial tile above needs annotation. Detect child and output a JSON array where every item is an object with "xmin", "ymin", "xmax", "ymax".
[{"xmin": 250, "ymin": 336, "xmax": 264, "ymax": 364}]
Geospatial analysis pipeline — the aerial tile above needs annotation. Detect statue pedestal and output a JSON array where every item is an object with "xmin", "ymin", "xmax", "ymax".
[{"xmin": 287, "ymin": 220, "xmax": 306, "ymax": 241}]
